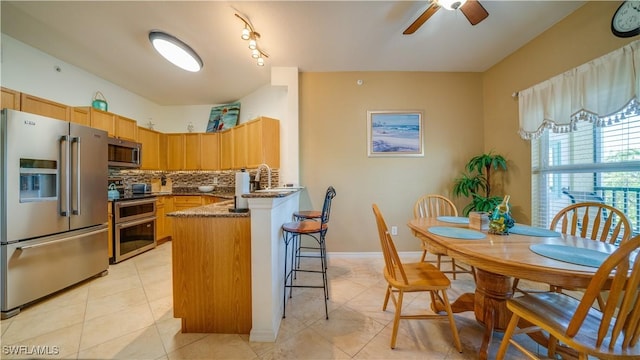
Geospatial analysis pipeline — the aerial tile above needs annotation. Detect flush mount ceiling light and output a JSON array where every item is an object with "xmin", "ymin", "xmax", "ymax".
[
  {"xmin": 235, "ymin": 13, "xmax": 269, "ymax": 67},
  {"xmin": 438, "ymin": 0, "xmax": 467, "ymax": 11},
  {"xmin": 149, "ymin": 31, "xmax": 203, "ymax": 72}
]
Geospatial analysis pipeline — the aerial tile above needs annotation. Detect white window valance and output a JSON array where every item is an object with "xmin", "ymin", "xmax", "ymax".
[{"xmin": 518, "ymin": 40, "xmax": 640, "ymax": 140}]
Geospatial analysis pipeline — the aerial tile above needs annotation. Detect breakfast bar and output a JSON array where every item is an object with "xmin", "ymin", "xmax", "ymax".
[{"xmin": 167, "ymin": 188, "xmax": 300, "ymax": 340}]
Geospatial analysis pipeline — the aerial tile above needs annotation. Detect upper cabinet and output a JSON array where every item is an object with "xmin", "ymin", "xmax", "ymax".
[
  {"xmin": 20, "ymin": 93, "xmax": 70, "ymax": 121},
  {"xmin": 70, "ymin": 107, "xmax": 91, "ymax": 126},
  {"xmin": 74, "ymin": 107, "xmax": 138, "ymax": 140},
  {"xmin": 166, "ymin": 133, "xmax": 185, "ymax": 171},
  {"xmin": 1, "ymin": 87, "xmax": 21, "ymax": 110},
  {"xmin": 200, "ymin": 133, "xmax": 220, "ymax": 170},
  {"xmin": 219, "ymin": 129, "xmax": 233, "ymax": 170},
  {"xmin": 232, "ymin": 123, "xmax": 248, "ymax": 169},
  {"xmin": 246, "ymin": 117, "xmax": 280, "ymax": 168},
  {"xmin": 115, "ymin": 115, "xmax": 138, "ymax": 141},
  {"xmin": 165, "ymin": 133, "xmax": 220, "ymax": 171},
  {"xmin": 137, "ymin": 126, "xmax": 162, "ymax": 170}
]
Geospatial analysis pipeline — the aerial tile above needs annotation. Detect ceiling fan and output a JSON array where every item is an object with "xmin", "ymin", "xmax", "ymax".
[{"xmin": 403, "ymin": 0, "xmax": 489, "ymax": 35}]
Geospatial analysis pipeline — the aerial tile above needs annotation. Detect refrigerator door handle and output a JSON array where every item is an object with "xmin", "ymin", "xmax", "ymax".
[
  {"xmin": 16, "ymin": 227, "xmax": 107, "ymax": 250},
  {"xmin": 71, "ymin": 136, "xmax": 81, "ymax": 215},
  {"xmin": 59, "ymin": 135, "xmax": 70, "ymax": 217}
]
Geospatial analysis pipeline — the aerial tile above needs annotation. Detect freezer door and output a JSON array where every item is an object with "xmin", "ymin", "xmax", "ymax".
[
  {"xmin": 1, "ymin": 110, "xmax": 70, "ymax": 242},
  {"xmin": 69, "ymin": 123, "xmax": 108, "ymax": 230},
  {"xmin": 1, "ymin": 224, "xmax": 108, "ymax": 315}
]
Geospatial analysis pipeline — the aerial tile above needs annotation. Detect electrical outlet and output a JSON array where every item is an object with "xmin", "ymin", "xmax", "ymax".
[{"xmin": 391, "ymin": 226, "xmax": 398, "ymax": 236}]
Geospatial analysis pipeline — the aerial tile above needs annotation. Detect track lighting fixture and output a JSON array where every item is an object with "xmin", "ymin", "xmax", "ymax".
[{"xmin": 235, "ymin": 13, "xmax": 269, "ymax": 67}]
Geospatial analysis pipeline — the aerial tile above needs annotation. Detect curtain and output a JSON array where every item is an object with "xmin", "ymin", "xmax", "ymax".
[{"xmin": 518, "ymin": 40, "xmax": 640, "ymax": 140}]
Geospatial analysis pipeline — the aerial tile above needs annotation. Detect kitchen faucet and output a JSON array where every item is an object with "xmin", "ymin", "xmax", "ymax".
[{"xmin": 255, "ymin": 163, "xmax": 272, "ymax": 190}]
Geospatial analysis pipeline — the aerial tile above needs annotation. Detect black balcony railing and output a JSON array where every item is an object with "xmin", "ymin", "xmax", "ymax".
[{"xmin": 593, "ymin": 186, "xmax": 640, "ymax": 236}]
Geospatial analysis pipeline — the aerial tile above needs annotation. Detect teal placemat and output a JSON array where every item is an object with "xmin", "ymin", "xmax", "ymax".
[
  {"xmin": 436, "ymin": 216, "xmax": 470, "ymax": 224},
  {"xmin": 530, "ymin": 244, "xmax": 609, "ymax": 268},
  {"xmin": 428, "ymin": 226, "xmax": 485, "ymax": 240},
  {"xmin": 510, "ymin": 224, "xmax": 561, "ymax": 237}
]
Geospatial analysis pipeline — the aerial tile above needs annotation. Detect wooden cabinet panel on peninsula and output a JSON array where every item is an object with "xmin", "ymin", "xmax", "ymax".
[
  {"xmin": 20, "ymin": 93, "xmax": 70, "ymax": 121},
  {"xmin": 1, "ymin": 87, "xmax": 21, "ymax": 110},
  {"xmin": 137, "ymin": 127, "xmax": 162, "ymax": 169}
]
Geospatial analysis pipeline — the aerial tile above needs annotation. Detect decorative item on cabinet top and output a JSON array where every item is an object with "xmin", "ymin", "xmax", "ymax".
[
  {"xmin": 91, "ymin": 91, "xmax": 108, "ymax": 111},
  {"xmin": 206, "ymin": 102, "xmax": 241, "ymax": 132}
]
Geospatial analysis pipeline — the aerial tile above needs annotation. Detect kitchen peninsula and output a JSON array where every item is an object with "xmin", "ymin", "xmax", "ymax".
[{"xmin": 167, "ymin": 189, "xmax": 301, "ymax": 340}]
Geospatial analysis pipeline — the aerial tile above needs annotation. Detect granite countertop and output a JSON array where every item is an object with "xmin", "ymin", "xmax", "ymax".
[
  {"xmin": 242, "ymin": 188, "xmax": 302, "ymax": 198},
  {"xmin": 167, "ymin": 200, "xmax": 250, "ymax": 218}
]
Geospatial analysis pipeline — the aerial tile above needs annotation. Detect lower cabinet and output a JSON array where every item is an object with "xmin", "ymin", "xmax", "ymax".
[{"xmin": 157, "ymin": 196, "xmax": 173, "ymax": 242}]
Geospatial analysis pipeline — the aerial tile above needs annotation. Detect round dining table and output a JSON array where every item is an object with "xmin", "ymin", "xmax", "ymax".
[{"xmin": 407, "ymin": 217, "xmax": 618, "ymax": 360}]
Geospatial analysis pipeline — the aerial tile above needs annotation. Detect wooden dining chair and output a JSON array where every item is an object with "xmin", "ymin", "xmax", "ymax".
[
  {"xmin": 372, "ymin": 204, "xmax": 462, "ymax": 352},
  {"xmin": 513, "ymin": 202, "xmax": 632, "ymax": 302},
  {"xmin": 549, "ymin": 202, "xmax": 631, "ymax": 246},
  {"xmin": 413, "ymin": 194, "xmax": 474, "ymax": 280},
  {"xmin": 497, "ymin": 234, "xmax": 640, "ymax": 360}
]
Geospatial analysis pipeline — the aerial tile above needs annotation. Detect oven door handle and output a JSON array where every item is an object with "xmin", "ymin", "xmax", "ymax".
[
  {"xmin": 115, "ymin": 199, "xmax": 156, "ymax": 208},
  {"xmin": 17, "ymin": 228, "xmax": 107, "ymax": 250},
  {"xmin": 115, "ymin": 216, "xmax": 157, "ymax": 229}
]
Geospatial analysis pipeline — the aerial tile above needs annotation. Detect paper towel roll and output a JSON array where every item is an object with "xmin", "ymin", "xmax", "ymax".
[{"xmin": 235, "ymin": 171, "xmax": 250, "ymax": 209}]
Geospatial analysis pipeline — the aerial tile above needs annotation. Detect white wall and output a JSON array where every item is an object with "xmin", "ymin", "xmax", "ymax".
[{"xmin": 1, "ymin": 34, "xmax": 161, "ymax": 123}]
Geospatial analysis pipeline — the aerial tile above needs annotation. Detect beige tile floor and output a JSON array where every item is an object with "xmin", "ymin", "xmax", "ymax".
[{"xmin": 0, "ymin": 241, "xmax": 545, "ymax": 359}]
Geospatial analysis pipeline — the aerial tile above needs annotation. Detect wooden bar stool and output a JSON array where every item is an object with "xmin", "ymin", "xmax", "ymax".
[{"xmin": 282, "ymin": 186, "xmax": 336, "ymax": 320}]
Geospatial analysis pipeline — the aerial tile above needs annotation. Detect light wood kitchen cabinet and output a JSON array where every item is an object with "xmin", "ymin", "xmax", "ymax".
[
  {"xmin": 20, "ymin": 93, "xmax": 70, "ymax": 121},
  {"xmin": 156, "ymin": 196, "xmax": 172, "ymax": 242},
  {"xmin": 200, "ymin": 133, "xmax": 220, "ymax": 170},
  {"xmin": 184, "ymin": 133, "xmax": 201, "ymax": 170},
  {"xmin": 233, "ymin": 123, "xmax": 248, "ymax": 169},
  {"xmin": 70, "ymin": 107, "xmax": 91, "ymax": 126},
  {"xmin": 246, "ymin": 117, "xmax": 280, "ymax": 168},
  {"xmin": 173, "ymin": 196, "xmax": 204, "ymax": 211},
  {"xmin": 84, "ymin": 107, "xmax": 116, "ymax": 136},
  {"xmin": 166, "ymin": 134, "xmax": 185, "ymax": 170},
  {"xmin": 219, "ymin": 129, "xmax": 233, "ymax": 170},
  {"xmin": 137, "ymin": 126, "xmax": 162, "ymax": 169},
  {"xmin": 1, "ymin": 87, "xmax": 21, "ymax": 110},
  {"xmin": 115, "ymin": 115, "xmax": 138, "ymax": 141}
]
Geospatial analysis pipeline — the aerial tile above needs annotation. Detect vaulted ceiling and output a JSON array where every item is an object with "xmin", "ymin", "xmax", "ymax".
[{"xmin": 1, "ymin": 1, "xmax": 585, "ymax": 105}]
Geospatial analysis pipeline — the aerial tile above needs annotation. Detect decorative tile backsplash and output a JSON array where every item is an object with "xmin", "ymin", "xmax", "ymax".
[{"xmin": 110, "ymin": 168, "xmax": 280, "ymax": 191}]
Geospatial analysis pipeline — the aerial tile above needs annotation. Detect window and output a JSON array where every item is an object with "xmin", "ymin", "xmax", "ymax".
[{"xmin": 531, "ymin": 100, "xmax": 640, "ymax": 238}]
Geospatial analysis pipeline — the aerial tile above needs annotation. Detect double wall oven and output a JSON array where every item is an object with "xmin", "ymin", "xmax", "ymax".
[{"xmin": 108, "ymin": 178, "xmax": 156, "ymax": 263}]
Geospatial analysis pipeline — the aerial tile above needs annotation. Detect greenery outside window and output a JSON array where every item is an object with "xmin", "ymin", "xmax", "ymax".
[{"xmin": 531, "ymin": 101, "xmax": 640, "ymax": 238}]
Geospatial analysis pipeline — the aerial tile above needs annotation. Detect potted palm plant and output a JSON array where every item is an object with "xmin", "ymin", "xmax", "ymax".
[{"xmin": 453, "ymin": 152, "xmax": 508, "ymax": 216}]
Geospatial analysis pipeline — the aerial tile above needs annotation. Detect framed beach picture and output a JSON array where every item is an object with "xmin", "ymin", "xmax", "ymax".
[
  {"xmin": 367, "ymin": 110, "xmax": 424, "ymax": 157},
  {"xmin": 206, "ymin": 102, "xmax": 241, "ymax": 132}
]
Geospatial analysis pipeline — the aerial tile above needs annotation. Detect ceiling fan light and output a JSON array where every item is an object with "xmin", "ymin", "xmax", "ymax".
[
  {"xmin": 439, "ymin": 0, "xmax": 467, "ymax": 11},
  {"xmin": 241, "ymin": 27, "xmax": 250, "ymax": 40},
  {"xmin": 149, "ymin": 31, "xmax": 203, "ymax": 72}
]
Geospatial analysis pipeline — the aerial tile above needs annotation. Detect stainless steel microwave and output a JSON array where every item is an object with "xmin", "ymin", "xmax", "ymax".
[{"xmin": 108, "ymin": 137, "xmax": 141, "ymax": 168}]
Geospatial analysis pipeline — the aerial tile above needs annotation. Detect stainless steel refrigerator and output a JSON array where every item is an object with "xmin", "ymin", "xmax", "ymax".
[{"xmin": 1, "ymin": 109, "xmax": 109, "ymax": 319}]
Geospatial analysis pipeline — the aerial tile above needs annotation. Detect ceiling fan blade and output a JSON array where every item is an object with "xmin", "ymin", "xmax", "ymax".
[
  {"xmin": 460, "ymin": 0, "xmax": 489, "ymax": 26},
  {"xmin": 403, "ymin": 3, "xmax": 440, "ymax": 35}
]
